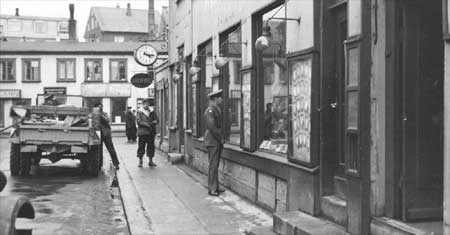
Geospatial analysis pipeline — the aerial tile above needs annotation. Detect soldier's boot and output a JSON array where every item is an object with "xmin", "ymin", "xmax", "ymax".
[{"xmin": 138, "ymin": 158, "xmax": 143, "ymax": 167}]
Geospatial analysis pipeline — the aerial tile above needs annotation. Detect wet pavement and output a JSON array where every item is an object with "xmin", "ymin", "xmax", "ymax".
[
  {"xmin": 0, "ymin": 137, "xmax": 129, "ymax": 235},
  {"xmin": 114, "ymin": 136, "xmax": 273, "ymax": 235}
]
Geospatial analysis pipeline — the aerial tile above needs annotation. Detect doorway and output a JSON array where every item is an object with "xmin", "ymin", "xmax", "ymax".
[
  {"xmin": 393, "ymin": 0, "xmax": 444, "ymax": 222},
  {"xmin": 323, "ymin": 3, "xmax": 348, "ymax": 200}
]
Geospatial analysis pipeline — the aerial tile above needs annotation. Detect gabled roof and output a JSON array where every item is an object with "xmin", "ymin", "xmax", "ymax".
[
  {"xmin": 0, "ymin": 14, "xmax": 68, "ymax": 22},
  {"xmin": 0, "ymin": 41, "xmax": 168, "ymax": 54},
  {"xmin": 88, "ymin": 7, "xmax": 161, "ymax": 33}
]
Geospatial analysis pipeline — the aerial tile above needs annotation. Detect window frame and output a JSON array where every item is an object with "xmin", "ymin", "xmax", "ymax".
[
  {"xmin": 84, "ymin": 58, "xmax": 103, "ymax": 82},
  {"xmin": 192, "ymin": 39, "xmax": 213, "ymax": 138},
  {"xmin": 22, "ymin": 58, "xmax": 41, "ymax": 83},
  {"xmin": 253, "ymin": 2, "xmax": 289, "ymax": 153},
  {"xmin": 7, "ymin": 19, "xmax": 21, "ymax": 32},
  {"xmin": 219, "ymin": 23, "xmax": 243, "ymax": 146},
  {"xmin": 34, "ymin": 21, "xmax": 48, "ymax": 34},
  {"xmin": 110, "ymin": 97, "xmax": 127, "ymax": 124},
  {"xmin": 0, "ymin": 58, "xmax": 16, "ymax": 82},
  {"xmin": 109, "ymin": 58, "xmax": 128, "ymax": 82},
  {"xmin": 56, "ymin": 58, "xmax": 76, "ymax": 82}
]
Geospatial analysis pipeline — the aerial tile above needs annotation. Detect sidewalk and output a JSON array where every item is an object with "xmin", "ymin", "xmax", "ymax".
[{"xmin": 112, "ymin": 137, "xmax": 272, "ymax": 235}]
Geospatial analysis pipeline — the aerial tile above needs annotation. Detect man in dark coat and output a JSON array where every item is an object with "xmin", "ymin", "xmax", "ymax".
[
  {"xmin": 204, "ymin": 89, "xmax": 226, "ymax": 196},
  {"xmin": 90, "ymin": 103, "xmax": 120, "ymax": 170},
  {"xmin": 125, "ymin": 107, "xmax": 137, "ymax": 142},
  {"xmin": 136, "ymin": 99, "xmax": 159, "ymax": 167}
]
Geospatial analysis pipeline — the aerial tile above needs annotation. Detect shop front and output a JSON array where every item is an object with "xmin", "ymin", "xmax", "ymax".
[{"xmin": 0, "ymin": 89, "xmax": 24, "ymax": 128}]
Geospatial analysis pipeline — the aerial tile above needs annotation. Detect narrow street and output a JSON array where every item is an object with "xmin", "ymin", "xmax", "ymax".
[{"xmin": 0, "ymin": 137, "xmax": 129, "ymax": 235}]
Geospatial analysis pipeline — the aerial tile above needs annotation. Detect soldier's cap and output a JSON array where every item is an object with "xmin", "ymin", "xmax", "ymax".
[{"xmin": 208, "ymin": 89, "xmax": 223, "ymax": 99}]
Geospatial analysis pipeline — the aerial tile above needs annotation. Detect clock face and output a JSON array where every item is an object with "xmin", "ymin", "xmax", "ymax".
[{"xmin": 134, "ymin": 44, "xmax": 158, "ymax": 66}]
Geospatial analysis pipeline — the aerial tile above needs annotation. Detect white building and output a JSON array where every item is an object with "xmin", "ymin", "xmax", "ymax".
[{"xmin": 0, "ymin": 41, "xmax": 167, "ymax": 130}]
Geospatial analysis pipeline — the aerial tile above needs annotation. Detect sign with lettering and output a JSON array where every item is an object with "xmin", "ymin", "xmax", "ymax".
[
  {"xmin": 81, "ymin": 84, "xmax": 131, "ymax": 97},
  {"xmin": 290, "ymin": 58, "xmax": 312, "ymax": 163},
  {"xmin": 131, "ymin": 72, "xmax": 153, "ymax": 88},
  {"xmin": 0, "ymin": 89, "xmax": 21, "ymax": 98},
  {"xmin": 44, "ymin": 87, "xmax": 66, "ymax": 95}
]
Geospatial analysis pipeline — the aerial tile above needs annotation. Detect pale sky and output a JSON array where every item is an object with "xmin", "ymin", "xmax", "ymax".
[{"xmin": 0, "ymin": 0, "xmax": 168, "ymax": 41}]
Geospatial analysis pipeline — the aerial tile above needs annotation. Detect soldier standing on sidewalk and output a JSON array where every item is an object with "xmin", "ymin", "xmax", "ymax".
[
  {"xmin": 136, "ymin": 99, "xmax": 159, "ymax": 167},
  {"xmin": 204, "ymin": 89, "xmax": 226, "ymax": 196}
]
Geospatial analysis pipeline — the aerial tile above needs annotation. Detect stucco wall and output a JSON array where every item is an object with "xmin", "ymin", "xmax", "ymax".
[
  {"xmin": 0, "ymin": 53, "xmax": 166, "ymax": 128},
  {"xmin": 0, "ymin": 18, "xmax": 68, "ymax": 40}
]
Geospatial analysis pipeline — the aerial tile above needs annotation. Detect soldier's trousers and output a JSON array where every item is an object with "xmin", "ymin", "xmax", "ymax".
[
  {"xmin": 137, "ymin": 134, "xmax": 155, "ymax": 159},
  {"xmin": 102, "ymin": 134, "xmax": 120, "ymax": 166},
  {"xmin": 207, "ymin": 145, "xmax": 222, "ymax": 192}
]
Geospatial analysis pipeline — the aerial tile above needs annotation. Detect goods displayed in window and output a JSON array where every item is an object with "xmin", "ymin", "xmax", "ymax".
[
  {"xmin": 290, "ymin": 58, "xmax": 312, "ymax": 162},
  {"xmin": 241, "ymin": 72, "xmax": 251, "ymax": 148}
]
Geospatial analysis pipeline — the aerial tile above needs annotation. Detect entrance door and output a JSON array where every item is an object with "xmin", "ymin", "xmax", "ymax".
[{"xmin": 399, "ymin": 0, "xmax": 443, "ymax": 221}]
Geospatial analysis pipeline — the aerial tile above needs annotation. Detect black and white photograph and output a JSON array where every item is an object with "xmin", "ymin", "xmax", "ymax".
[{"xmin": 0, "ymin": 0, "xmax": 449, "ymax": 234}]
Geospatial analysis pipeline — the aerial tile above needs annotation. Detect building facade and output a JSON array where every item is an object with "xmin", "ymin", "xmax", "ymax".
[
  {"xmin": 157, "ymin": 0, "xmax": 448, "ymax": 234},
  {"xmin": 0, "ymin": 6, "xmax": 76, "ymax": 42},
  {"xmin": 83, "ymin": 4, "xmax": 168, "ymax": 43},
  {"xmin": 0, "ymin": 41, "xmax": 167, "ymax": 131}
]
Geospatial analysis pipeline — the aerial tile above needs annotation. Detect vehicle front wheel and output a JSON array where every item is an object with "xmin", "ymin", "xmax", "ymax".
[{"xmin": 10, "ymin": 144, "xmax": 20, "ymax": 176}]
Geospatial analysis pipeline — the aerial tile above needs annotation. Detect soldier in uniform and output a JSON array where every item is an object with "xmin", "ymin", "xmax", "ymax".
[
  {"xmin": 204, "ymin": 89, "xmax": 226, "ymax": 196},
  {"xmin": 90, "ymin": 103, "xmax": 120, "ymax": 170}
]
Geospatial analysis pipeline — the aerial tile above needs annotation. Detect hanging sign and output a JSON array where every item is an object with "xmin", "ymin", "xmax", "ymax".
[{"xmin": 131, "ymin": 72, "xmax": 153, "ymax": 88}]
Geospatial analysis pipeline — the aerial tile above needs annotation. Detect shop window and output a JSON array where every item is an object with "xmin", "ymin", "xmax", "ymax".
[
  {"xmin": 193, "ymin": 40, "xmax": 213, "ymax": 137},
  {"xmin": 22, "ymin": 59, "xmax": 41, "ymax": 82},
  {"xmin": 219, "ymin": 24, "xmax": 243, "ymax": 145},
  {"xmin": 85, "ymin": 59, "xmax": 102, "ymax": 81},
  {"xmin": 0, "ymin": 101, "xmax": 3, "ymax": 127},
  {"xmin": 164, "ymin": 84, "xmax": 169, "ymax": 138},
  {"xmin": 0, "ymin": 59, "xmax": 15, "ymax": 82},
  {"xmin": 83, "ymin": 97, "xmax": 102, "ymax": 111},
  {"xmin": 185, "ymin": 55, "xmax": 193, "ymax": 131},
  {"xmin": 111, "ymin": 98, "xmax": 127, "ymax": 123},
  {"xmin": 155, "ymin": 89, "xmax": 162, "ymax": 135},
  {"xmin": 110, "ymin": 59, "xmax": 127, "ymax": 81},
  {"xmin": 57, "ymin": 59, "xmax": 76, "ymax": 81},
  {"xmin": 258, "ymin": 6, "xmax": 288, "ymax": 155}
]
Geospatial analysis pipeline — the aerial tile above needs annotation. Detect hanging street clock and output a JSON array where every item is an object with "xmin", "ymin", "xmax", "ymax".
[{"xmin": 134, "ymin": 43, "xmax": 158, "ymax": 66}]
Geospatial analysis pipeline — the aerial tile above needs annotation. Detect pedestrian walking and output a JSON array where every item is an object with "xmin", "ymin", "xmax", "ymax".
[
  {"xmin": 90, "ymin": 103, "xmax": 120, "ymax": 170},
  {"xmin": 136, "ymin": 99, "xmax": 159, "ymax": 167},
  {"xmin": 203, "ymin": 89, "xmax": 226, "ymax": 196},
  {"xmin": 125, "ymin": 107, "xmax": 137, "ymax": 142}
]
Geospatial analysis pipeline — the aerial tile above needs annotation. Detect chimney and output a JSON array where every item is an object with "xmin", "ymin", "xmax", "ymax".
[
  {"xmin": 68, "ymin": 4, "xmax": 77, "ymax": 41},
  {"xmin": 116, "ymin": 3, "xmax": 120, "ymax": 8},
  {"xmin": 148, "ymin": 0, "xmax": 155, "ymax": 40},
  {"xmin": 126, "ymin": 3, "xmax": 131, "ymax": 16},
  {"xmin": 15, "ymin": 8, "xmax": 19, "ymax": 16}
]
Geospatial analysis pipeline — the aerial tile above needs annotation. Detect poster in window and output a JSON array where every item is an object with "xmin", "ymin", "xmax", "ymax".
[
  {"xmin": 290, "ymin": 58, "xmax": 312, "ymax": 163},
  {"xmin": 241, "ymin": 72, "xmax": 251, "ymax": 148},
  {"xmin": 192, "ymin": 84, "xmax": 198, "ymax": 136}
]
